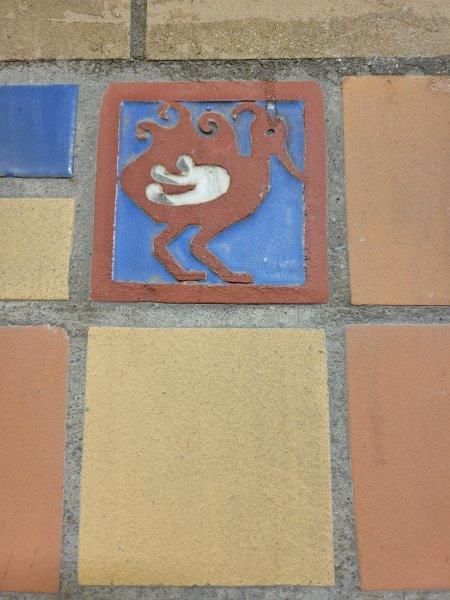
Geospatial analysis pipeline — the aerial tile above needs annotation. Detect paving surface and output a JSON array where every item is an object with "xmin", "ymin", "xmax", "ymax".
[
  {"xmin": 79, "ymin": 329, "xmax": 333, "ymax": 587},
  {"xmin": 347, "ymin": 325, "xmax": 450, "ymax": 591},
  {"xmin": 0, "ymin": 199, "xmax": 74, "ymax": 299},
  {"xmin": 147, "ymin": 0, "xmax": 450, "ymax": 59},
  {"xmin": 0, "ymin": 0, "xmax": 449, "ymax": 598},
  {"xmin": 344, "ymin": 76, "xmax": 450, "ymax": 305},
  {"xmin": 0, "ymin": 0, "xmax": 131, "ymax": 60}
]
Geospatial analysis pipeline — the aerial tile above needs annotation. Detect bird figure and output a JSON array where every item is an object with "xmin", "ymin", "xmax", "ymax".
[{"xmin": 119, "ymin": 101, "xmax": 303, "ymax": 283}]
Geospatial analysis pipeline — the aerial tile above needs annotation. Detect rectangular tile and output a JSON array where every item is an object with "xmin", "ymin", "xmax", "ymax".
[
  {"xmin": 91, "ymin": 81, "xmax": 328, "ymax": 303},
  {"xmin": 79, "ymin": 328, "xmax": 334, "ymax": 586},
  {"xmin": 347, "ymin": 324, "xmax": 450, "ymax": 591},
  {"xmin": 0, "ymin": 85, "xmax": 78, "ymax": 178},
  {"xmin": 0, "ymin": 1, "xmax": 130, "ymax": 60},
  {"xmin": 147, "ymin": 1, "xmax": 450, "ymax": 59},
  {"xmin": 0, "ymin": 198, "xmax": 74, "ymax": 300},
  {"xmin": 0, "ymin": 326, "xmax": 68, "ymax": 593},
  {"xmin": 344, "ymin": 76, "xmax": 450, "ymax": 305}
]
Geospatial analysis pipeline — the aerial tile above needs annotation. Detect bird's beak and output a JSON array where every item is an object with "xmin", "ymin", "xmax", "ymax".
[{"xmin": 279, "ymin": 144, "xmax": 304, "ymax": 181}]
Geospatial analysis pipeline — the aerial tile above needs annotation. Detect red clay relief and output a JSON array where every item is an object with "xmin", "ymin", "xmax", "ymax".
[{"xmin": 91, "ymin": 82, "xmax": 328, "ymax": 303}]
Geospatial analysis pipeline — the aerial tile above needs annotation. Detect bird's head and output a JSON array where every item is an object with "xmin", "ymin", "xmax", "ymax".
[{"xmin": 232, "ymin": 103, "xmax": 303, "ymax": 181}]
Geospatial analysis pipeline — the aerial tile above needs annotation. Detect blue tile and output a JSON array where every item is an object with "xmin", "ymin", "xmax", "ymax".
[{"xmin": 0, "ymin": 84, "xmax": 78, "ymax": 177}]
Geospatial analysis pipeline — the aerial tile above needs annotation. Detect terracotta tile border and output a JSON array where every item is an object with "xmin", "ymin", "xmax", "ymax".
[{"xmin": 90, "ymin": 81, "xmax": 328, "ymax": 304}]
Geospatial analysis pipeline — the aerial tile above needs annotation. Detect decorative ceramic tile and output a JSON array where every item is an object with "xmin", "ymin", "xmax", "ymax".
[
  {"xmin": 147, "ymin": 1, "xmax": 450, "ymax": 59},
  {"xmin": 91, "ymin": 82, "xmax": 328, "ymax": 303},
  {"xmin": 0, "ymin": 85, "xmax": 78, "ymax": 178},
  {"xmin": 0, "ymin": 1, "xmax": 131, "ymax": 60},
  {"xmin": 0, "ymin": 198, "xmax": 75, "ymax": 300},
  {"xmin": 0, "ymin": 326, "xmax": 68, "ymax": 593},
  {"xmin": 344, "ymin": 76, "xmax": 450, "ymax": 305},
  {"xmin": 79, "ymin": 327, "xmax": 334, "ymax": 586},
  {"xmin": 347, "ymin": 325, "xmax": 450, "ymax": 591}
]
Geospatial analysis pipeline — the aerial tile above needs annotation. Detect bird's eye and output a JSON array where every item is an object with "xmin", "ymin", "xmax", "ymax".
[{"xmin": 266, "ymin": 128, "xmax": 276, "ymax": 136}]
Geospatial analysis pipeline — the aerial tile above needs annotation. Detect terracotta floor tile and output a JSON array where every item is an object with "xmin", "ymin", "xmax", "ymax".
[
  {"xmin": 0, "ymin": 85, "xmax": 78, "ymax": 178},
  {"xmin": 79, "ymin": 328, "xmax": 334, "ymax": 586},
  {"xmin": 91, "ymin": 81, "xmax": 328, "ymax": 303},
  {"xmin": 0, "ymin": 198, "xmax": 75, "ymax": 300},
  {"xmin": 0, "ymin": 326, "xmax": 68, "ymax": 593},
  {"xmin": 0, "ymin": 1, "xmax": 130, "ymax": 60},
  {"xmin": 344, "ymin": 76, "xmax": 450, "ymax": 305},
  {"xmin": 347, "ymin": 324, "xmax": 450, "ymax": 591},
  {"xmin": 147, "ymin": 1, "xmax": 450, "ymax": 59}
]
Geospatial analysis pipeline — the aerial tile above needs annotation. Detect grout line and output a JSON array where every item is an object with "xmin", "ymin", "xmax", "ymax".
[{"xmin": 130, "ymin": 0, "xmax": 148, "ymax": 60}]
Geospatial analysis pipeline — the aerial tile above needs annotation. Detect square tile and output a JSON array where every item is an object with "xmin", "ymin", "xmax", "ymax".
[
  {"xmin": 344, "ymin": 76, "xmax": 450, "ymax": 305},
  {"xmin": 0, "ymin": 198, "xmax": 75, "ymax": 300},
  {"xmin": 79, "ymin": 328, "xmax": 334, "ymax": 586},
  {"xmin": 147, "ymin": 1, "xmax": 450, "ymax": 59},
  {"xmin": 91, "ymin": 82, "xmax": 328, "ymax": 303},
  {"xmin": 0, "ymin": 326, "xmax": 68, "ymax": 593},
  {"xmin": 0, "ymin": 1, "xmax": 131, "ymax": 60},
  {"xmin": 0, "ymin": 85, "xmax": 78, "ymax": 177},
  {"xmin": 347, "ymin": 324, "xmax": 450, "ymax": 591}
]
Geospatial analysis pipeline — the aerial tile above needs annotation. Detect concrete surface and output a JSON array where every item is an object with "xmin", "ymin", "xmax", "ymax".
[{"xmin": 0, "ymin": 0, "xmax": 449, "ymax": 598}]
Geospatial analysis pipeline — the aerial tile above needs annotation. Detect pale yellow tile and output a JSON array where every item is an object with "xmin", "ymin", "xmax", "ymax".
[
  {"xmin": 147, "ymin": 0, "xmax": 450, "ymax": 59},
  {"xmin": 0, "ymin": 198, "xmax": 75, "ymax": 300},
  {"xmin": 0, "ymin": 0, "xmax": 131, "ymax": 60},
  {"xmin": 79, "ymin": 327, "xmax": 334, "ymax": 586}
]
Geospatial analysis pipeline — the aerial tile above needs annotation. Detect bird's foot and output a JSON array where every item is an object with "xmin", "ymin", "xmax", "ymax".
[
  {"xmin": 223, "ymin": 272, "xmax": 253, "ymax": 284},
  {"xmin": 175, "ymin": 270, "xmax": 207, "ymax": 282}
]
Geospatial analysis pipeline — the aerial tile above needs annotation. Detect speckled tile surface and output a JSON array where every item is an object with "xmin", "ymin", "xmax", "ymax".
[
  {"xmin": 0, "ymin": 0, "xmax": 131, "ymax": 60},
  {"xmin": 344, "ymin": 76, "xmax": 450, "ymax": 305},
  {"xmin": 79, "ymin": 327, "xmax": 334, "ymax": 586},
  {"xmin": 0, "ymin": 326, "xmax": 68, "ymax": 593},
  {"xmin": 347, "ymin": 324, "xmax": 450, "ymax": 591},
  {"xmin": 147, "ymin": 0, "xmax": 450, "ymax": 59},
  {"xmin": 0, "ymin": 198, "xmax": 75, "ymax": 300}
]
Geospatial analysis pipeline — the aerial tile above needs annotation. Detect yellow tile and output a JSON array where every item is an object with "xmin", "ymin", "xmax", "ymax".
[
  {"xmin": 147, "ymin": 0, "xmax": 450, "ymax": 59},
  {"xmin": 0, "ymin": 1, "xmax": 131, "ymax": 60},
  {"xmin": 0, "ymin": 198, "xmax": 74, "ymax": 300},
  {"xmin": 79, "ymin": 328, "xmax": 334, "ymax": 586}
]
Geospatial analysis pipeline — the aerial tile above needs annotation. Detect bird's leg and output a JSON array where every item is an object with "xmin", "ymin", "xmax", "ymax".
[
  {"xmin": 190, "ymin": 229, "xmax": 253, "ymax": 284},
  {"xmin": 153, "ymin": 223, "xmax": 206, "ymax": 281}
]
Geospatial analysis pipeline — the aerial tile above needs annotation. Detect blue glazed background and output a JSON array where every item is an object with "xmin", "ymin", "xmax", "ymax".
[{"xmin": 113, "ymin": 101, "xmax": 306, "ymax": 286}]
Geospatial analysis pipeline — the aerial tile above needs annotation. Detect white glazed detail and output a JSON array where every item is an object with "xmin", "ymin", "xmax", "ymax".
[{"xmin": 146, "ymin": 154, "xmax": 231, "ymax": 206}]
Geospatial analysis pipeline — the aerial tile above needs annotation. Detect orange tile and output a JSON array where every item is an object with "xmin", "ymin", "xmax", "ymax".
[
  {"xmin": 344, "ymin": 76, "xmax": 450, "ymax": 305},
  {"xmin": 347, "ymin": 324, "xmax": 450, "ymax": 591},
  {"xmin": 0, "ymin": 326, "xmax": 68, "ymax": 593}
]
